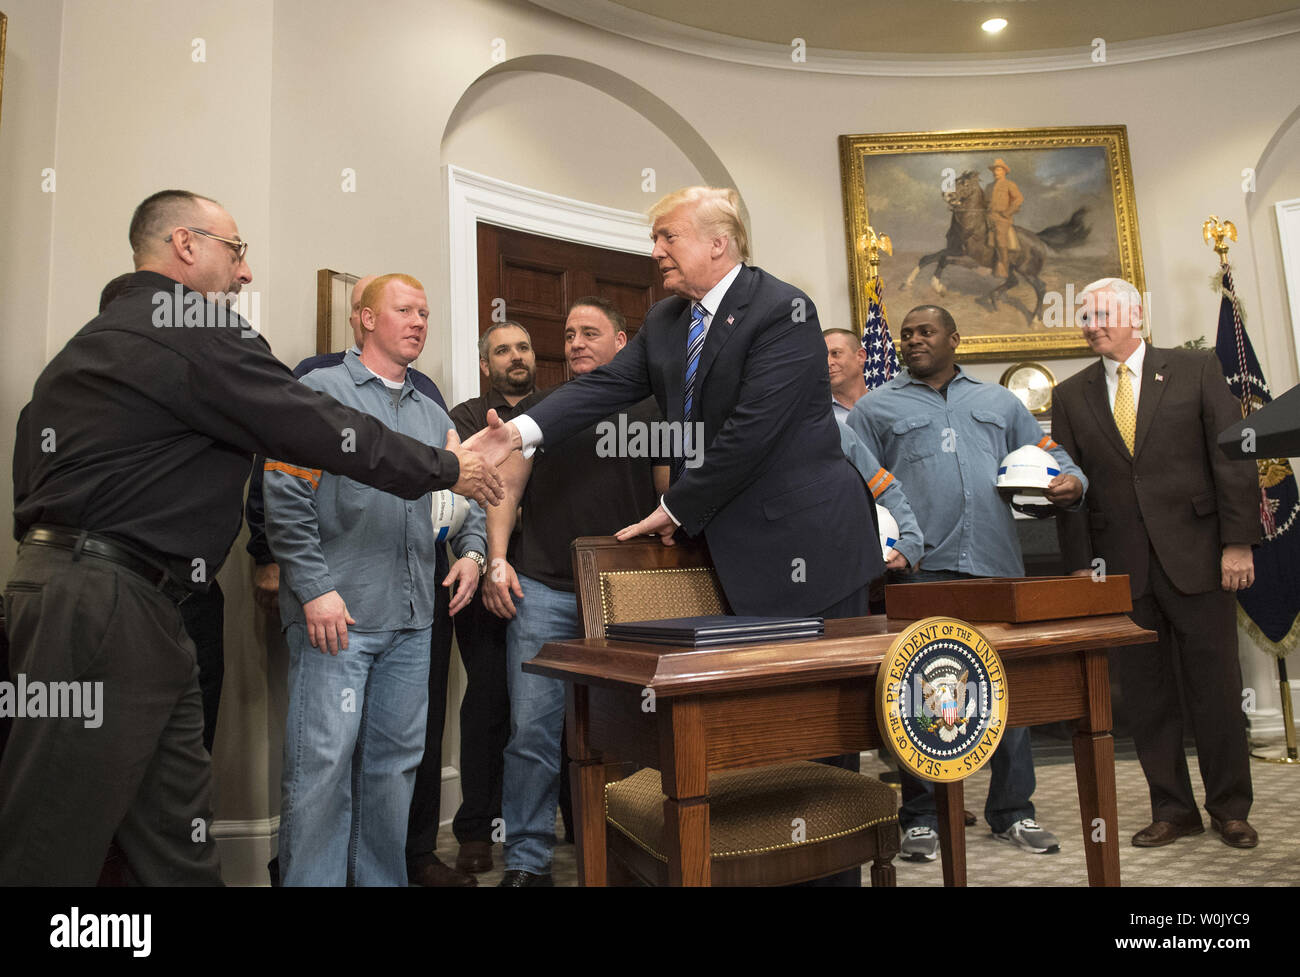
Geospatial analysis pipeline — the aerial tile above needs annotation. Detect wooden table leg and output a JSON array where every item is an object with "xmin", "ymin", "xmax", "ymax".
[
  {"xmin": 1073, "ymin": 730, "xmax": 1120, "ymax": 886},
  {"xmin": 659, "ymin": 698, "xmax": 710, "ymax": 886},
  {"xmin": 566, "ymin": 685, "xmax": 608, "ymax": 886},
  {"xmin": 1075, "ymin": 648, "xmax": 1121, "ymax": 887},
  {"xmin": 935, "ymin": 780, "xmax": 967, "ymax": 887}
]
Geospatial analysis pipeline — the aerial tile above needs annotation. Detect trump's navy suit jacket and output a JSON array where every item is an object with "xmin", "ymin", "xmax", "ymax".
[{"xmin": 525, "ymin": 264, "xmax": 881, "ymax": 615}]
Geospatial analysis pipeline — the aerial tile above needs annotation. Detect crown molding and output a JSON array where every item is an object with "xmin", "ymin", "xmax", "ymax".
[{"xmin": 529, "ymin": 1, "xmax": 1300, "ymax": 77}]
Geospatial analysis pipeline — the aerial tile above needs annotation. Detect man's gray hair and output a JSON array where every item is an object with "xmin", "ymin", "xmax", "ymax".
[
  {"xmin": 1079, "ymin": 277, "xmax": 1144, "ymax": 325},
  {"xmin": 478, "ymin": 320, "xmax": 531, "ymax": 360}
]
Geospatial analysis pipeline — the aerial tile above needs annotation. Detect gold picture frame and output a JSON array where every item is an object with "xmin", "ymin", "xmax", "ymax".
[
  {"xmin": 316, "ymin": 268, "xmax": 359, "ymax": 355},
  {"xmin": 1, "ymin": 12, "xmax": 8, "ymax": 135},
  {"xmin": 839, "ymin": 125, "xmax": 1146, "ymax": 361}
]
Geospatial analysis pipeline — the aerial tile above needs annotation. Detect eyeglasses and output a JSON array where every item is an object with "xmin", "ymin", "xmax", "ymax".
[{"xmin": 166, "ymin": 226, "xmax": 249, "ymax": 260}]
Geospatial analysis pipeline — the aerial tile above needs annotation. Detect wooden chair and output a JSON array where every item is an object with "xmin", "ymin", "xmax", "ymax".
[{"xmin": 570, "ymin": 535, "xmax": 899, "ymax": 886}]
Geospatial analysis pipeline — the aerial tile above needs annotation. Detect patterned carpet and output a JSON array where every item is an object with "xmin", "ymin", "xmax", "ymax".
[{"xmin": 437, "ymin": 746, "xmax": 1299, "ymax": 887}]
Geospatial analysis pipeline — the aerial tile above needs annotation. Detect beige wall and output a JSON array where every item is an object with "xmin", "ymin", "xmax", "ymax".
[
  {"xmin": 0, "ymin": 0, "xmax": 63, "ymax": 589},
  {"xmin": 5, "ymin": 0, "xmax": 1300, "ymax": 868}
]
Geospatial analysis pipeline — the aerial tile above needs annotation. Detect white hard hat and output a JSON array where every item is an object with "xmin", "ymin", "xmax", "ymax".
[
  {"xmin": 997, "ymin": 444, "xmax": 1060, "ymax": 495},
  {"xmin": 876, "ymin": 504, "xmax": 900, "ymax": 561},
  {"xmin": 432, "ymin": 490, "xmax": 470, "ymax": 542}
]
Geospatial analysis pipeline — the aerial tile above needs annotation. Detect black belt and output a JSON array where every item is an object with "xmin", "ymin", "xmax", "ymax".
[{"xmin": 22, "ymin": 526, "xmax": 192, "ymax": 604}]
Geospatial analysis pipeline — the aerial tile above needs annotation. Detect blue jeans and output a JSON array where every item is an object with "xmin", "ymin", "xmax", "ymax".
[
  {"xmin": 889, "ymin": 567, "xmax": 1036, "ymax": 834},
  {"xmin": 279, "ymin": 623, "xmax": 431, "ymax": 886},
  {"xmin": 501, "ymin": 574, "xmax": 578, "ymax": 874}
]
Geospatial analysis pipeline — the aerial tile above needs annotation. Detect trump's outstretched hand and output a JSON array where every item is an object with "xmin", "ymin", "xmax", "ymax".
[
  {"xmin": 463, "ymin": 409, "xmax": 523, "ymax": 468},
  {"xmin": 447, "ymin": 428, "xmax": 504, "ymax": 507}
]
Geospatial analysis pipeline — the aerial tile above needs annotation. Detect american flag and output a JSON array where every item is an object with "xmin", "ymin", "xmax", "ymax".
[{"xmin": 862, "ymin": 275, "xmax": 900, "ymax": 390}]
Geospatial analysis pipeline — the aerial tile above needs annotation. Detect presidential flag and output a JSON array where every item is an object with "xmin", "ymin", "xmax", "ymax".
[
  {"xmin": 862, "ymin": 275, "xmax": 900, "ymax": 390},
  {"xmin": 1215, "ymin": 266, "xmax": 1300, "ymax": 654}
]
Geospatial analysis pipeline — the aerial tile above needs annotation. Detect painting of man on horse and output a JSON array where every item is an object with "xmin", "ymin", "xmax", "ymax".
[{"xmin": 902, "ymin": 162, "xmax": 1092, "ymax": 326}]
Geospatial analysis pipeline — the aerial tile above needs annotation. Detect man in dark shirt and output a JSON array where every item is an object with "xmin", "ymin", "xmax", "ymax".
[
  {"xmin": 483, "ymin": 298, "xmax": 668, "ymax": 887},
  {"xmin": 0, "ymin": 189, "xmax": 503, "ymax": 885},
  {"xmin": 407, "ymin": 320, "xmax": 538, "ymax": 885}
]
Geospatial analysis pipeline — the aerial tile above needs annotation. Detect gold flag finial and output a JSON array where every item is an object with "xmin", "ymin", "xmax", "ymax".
[
  {"xmin": 858, "ymin": 226, "xmax": 892, "ymax": 277},
  {"xmin": 1202, "ymin": 215, "xmax": 1237, "ymax": 265}
]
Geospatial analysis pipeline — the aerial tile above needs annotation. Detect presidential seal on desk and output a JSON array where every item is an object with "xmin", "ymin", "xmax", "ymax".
[{"xmin": 876, "ymin": 616, "xmax": 1008, "ymax": 783}]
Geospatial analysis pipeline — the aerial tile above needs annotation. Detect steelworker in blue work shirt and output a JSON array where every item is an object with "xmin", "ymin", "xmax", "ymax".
[{"xmin": 847, "ymin": 304, "xmax": 1087, "ymax": 864}]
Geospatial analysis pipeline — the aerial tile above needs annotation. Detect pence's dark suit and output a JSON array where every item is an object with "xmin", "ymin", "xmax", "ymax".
[
  {"xmin": 525, "ymin": 264, "xmax": 882, "ymax": 617},
  {"xmin": 1052, "ymin": 344, "xmax": 1258, "ymax": 824}
]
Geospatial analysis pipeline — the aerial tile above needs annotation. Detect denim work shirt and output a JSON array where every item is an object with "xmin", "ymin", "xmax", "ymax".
[
  {"xmin": 838, "ymin": 423, "xmax": 925, "ymax": 568},
  {"xmin": 265, "ymin": 350, "xmax": 486, "ymax": 632},
  {"xmin": 846, "ymin": 367, "xmax": 1086, "ymax": 577}
]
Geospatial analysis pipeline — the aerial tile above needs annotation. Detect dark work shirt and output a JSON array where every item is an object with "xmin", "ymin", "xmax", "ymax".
[
  {"xmin": 449, "ymin": 386, "xmax": 535, "ymax": 563},
  {"xmin": 513, "ymin": 386, "xmax": 661, "ymax": 593},
  {"xmin": 12, "ymin": 271, "xmax": 460, "ymax": 590},
  {"xmin": 447, "ymin": 386, "xmax": 532, "ymax": 442},
  {"xmin": 244, "ymin": 348, "xmax": 449, "ymax": 564}
]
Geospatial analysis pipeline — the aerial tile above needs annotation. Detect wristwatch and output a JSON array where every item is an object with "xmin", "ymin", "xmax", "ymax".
[{"xmin": 463, "ymin": 550, "xmax": 487, "ymax": 576}]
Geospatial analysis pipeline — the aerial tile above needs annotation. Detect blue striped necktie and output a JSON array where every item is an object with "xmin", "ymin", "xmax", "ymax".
[{"xmin": 680, "ymin": 302, "xmax": 707, "ymax": 478}]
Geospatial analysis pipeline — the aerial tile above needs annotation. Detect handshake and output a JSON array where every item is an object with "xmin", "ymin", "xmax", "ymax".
[{"xmin": 446, "ymin": 409, "xmax": 526, "ymax": 507}]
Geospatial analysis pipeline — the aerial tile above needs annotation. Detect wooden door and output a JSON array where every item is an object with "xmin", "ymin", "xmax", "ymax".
[{"xmin": 476, "ymin": 223, "xmax": 669, "ymax": 395}]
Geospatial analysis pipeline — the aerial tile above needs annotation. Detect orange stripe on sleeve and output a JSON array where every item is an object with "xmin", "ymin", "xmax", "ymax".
[
  {"xmin": 1036, "ymin": 436, "xmax": 1059, "ymax": 451},
  {"xmin": 264, "ymin": 460, "xmax": 322, "ymax": 490},
  {"xmin": 867, "ymin": 468, "xmax": 895, "ymax": 498}
]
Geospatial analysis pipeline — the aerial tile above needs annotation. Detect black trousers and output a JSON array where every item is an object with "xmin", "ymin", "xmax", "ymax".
[
  {"xmin": 179, "ymin": 580, "xmax": 225, "ymax": 755},
  {"xmin": 1118, "ymin": 551, "xmax": 1253, "ymax": 824},
  {"xmin": 406, "ymin": 583, "xmax": 510, "ymax": 861},
  {"xmin": 0, "ymin": 544, "xmax": 221, "ymax": 884}
]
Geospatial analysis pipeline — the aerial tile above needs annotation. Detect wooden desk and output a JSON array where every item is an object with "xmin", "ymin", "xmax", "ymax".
[{"xmin": 525, "ymin": 613, "xmax": 1156, "ymax": 887}]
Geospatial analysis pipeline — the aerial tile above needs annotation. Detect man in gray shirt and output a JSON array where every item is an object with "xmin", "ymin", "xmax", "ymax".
[
  {"xmin": 848, "ymin": 304, "xmax": 1086, "ymax": 862},
  {"xmin": 265, "ymin": 274, "xmax": 487, "ymax": 886}
]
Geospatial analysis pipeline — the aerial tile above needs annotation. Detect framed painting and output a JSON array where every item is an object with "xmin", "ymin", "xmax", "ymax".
[
  {"xmin": 839, "ymin": 126, "xmax": 1147, "ymax": 361},
  {"xmin": 316, "ymin": 268, "xmax": 359, "ymax": 355}
]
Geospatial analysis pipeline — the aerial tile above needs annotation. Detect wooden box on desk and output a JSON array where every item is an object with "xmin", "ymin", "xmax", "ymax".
[{"xmin": 885, "ymin": 574, "xmax": 1133, "ymax": 623}]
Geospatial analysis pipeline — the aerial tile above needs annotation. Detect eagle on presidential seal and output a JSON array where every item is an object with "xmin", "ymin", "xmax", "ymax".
[{"xmin": 917, "ymin": 657, "xmax": 978, "ymax": 743}]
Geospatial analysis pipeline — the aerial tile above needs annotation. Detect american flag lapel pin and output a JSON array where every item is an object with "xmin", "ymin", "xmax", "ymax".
[{"xmin": 1154, "ymin": 373, "xmax": 1164, "ymax": 382}]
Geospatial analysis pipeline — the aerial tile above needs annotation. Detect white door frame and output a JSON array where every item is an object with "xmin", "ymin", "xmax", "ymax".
[
  {"xmin": 443, "ymin": 164, "xmax": 653, "ymax": 405},
  {"xmin": 1274, "ymin": 197, "xmax": 1300, "ymax": 374}
]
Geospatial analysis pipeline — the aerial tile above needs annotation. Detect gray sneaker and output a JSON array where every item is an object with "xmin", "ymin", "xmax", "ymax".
[
  {"xmin": 993, "ymin": 818, "xmax": 1060, "ymax": 854},
  {"xmin": 900, "ymin": 826, "xmax": 939, "ymax": 861}
]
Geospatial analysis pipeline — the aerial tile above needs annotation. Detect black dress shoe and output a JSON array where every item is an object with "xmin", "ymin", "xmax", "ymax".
[
  {"xmin": 1210, "ymin": 817, "xmax": 1258, "ymax": 849},
  {"xmin": 1131, "ymin": 820, "xmax": 1204, "ymax": 848},
  {"xmin": 408, "ymin": 855, "xmax": 477, "ymax": 887},
  {"xmin": 497, "ymin": 869, "xmax": 554, "ymax": 887}
]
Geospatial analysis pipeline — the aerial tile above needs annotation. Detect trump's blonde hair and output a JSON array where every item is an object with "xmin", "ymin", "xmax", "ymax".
[{"xmin": 649, "ymin": 186, "xmax": 750, "ymax": 263}]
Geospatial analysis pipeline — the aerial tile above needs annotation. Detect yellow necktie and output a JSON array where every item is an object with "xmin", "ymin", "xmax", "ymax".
[{"xmin": 1114, "ymin": 363, "xmax": 1136, "ymax": 455}]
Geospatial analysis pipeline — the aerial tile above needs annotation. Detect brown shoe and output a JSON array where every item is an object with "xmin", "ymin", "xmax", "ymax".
[
  {"xmin": 408, "ymin": 854, "xmax": 477, "ymax": 887},
  {"xmin": 1132, "ymin": 820, "xmax": 1204, "ymax": 848},
  {"xmin": 456, "ymin": 840, "xmax": 493, "ymax": 874},
  {"xmin": 1210, "ymin": 817, "xmax": 1258, "ymax": 849}
]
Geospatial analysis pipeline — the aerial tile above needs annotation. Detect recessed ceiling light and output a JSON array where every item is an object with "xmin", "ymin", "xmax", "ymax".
[{"xmin": 983, "ymin": 18, "xmax": 1008, "ymax": 34}]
